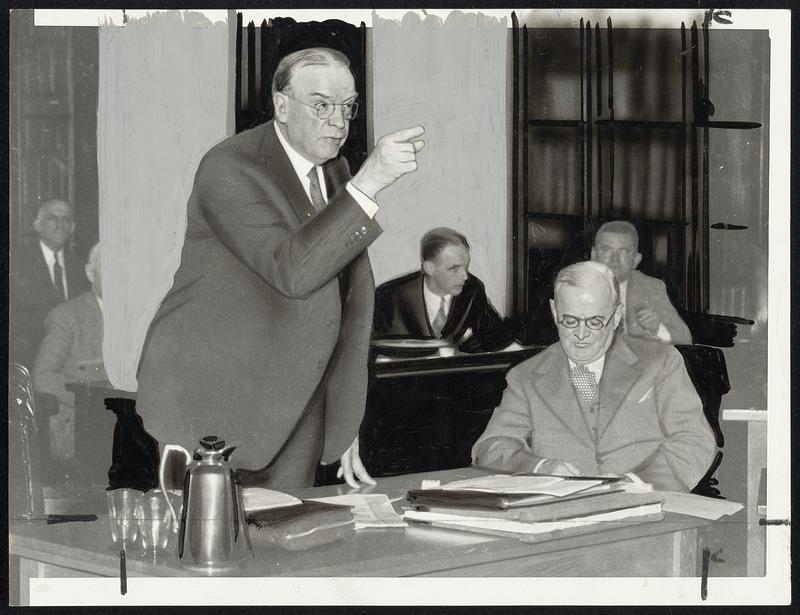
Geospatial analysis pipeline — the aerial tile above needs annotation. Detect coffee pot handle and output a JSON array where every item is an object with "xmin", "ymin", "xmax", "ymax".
[{"xmin": 158, "ymin": 444, "xmax": 192, "ymax": 532}]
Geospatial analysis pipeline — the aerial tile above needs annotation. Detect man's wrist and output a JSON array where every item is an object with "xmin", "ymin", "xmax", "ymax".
[{"xmin": 346, "ymin": 182, "xmax": 379, "ymax": 219}]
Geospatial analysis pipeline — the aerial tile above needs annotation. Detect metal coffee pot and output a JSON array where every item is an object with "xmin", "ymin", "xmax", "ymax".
[{"xmin": 158, "ymin": 435, "xmax": 253, "ymax": 572}]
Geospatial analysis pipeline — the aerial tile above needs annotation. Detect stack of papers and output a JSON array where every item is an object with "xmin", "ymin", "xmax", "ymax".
[
  {"xmin": 308, "ymin": 494, "xmax": 407, "ymax": 529},
  {"xmin": 242, "ymin": 487, "xmax": 302, "ymax": 512},
  {"xmin": 441, "ymin": 474, "xmax": 605, "ymax": 497}
]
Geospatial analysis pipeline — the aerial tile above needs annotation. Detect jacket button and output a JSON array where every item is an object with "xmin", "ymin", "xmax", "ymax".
[{"xmin": 360, "ymin": 225, "xmax": 368, "ymax": 233}]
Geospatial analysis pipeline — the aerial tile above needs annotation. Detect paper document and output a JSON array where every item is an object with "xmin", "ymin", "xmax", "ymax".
[
  {"xmin": 442, "ymin": 474, "xmax": 603, "ymax": 497},
  {"xmin": 657, "ymin": 491, "xmax": 744, "ymax": 520},
  {"xmin": 308, "ymin": 494, "xmax": 407, "ymax": 529},
  {"xmin": 404, "ymin": 504, "xmax": 662, "ymax": 535},
  {"xmin": 242, "ymin": 488, "xmax": 302, "ymax": 512}
]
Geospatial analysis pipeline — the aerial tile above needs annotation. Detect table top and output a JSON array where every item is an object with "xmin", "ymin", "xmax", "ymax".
[
  {"xmin": 372, "ymin": 346, "xmax": 543, "ymax": 378},
  {"xmin": 10, "ymin": 467, "xmax": 709, "ymax": 579}
]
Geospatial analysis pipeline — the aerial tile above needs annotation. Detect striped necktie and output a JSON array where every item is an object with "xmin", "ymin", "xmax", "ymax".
[
  {"xmin": 307, "ymin": 167, "xmax": 326, "ymax": 210},
  {"xmin": 431, "ymin": 296, "xmax": 448, "ymax": 338}
]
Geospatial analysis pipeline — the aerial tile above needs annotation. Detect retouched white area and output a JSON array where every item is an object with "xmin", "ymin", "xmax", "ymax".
[
  {"xmin": 368, "ymin": 11, "xmax": 509, "ymax": 314},
  {"xmin": 97, "ymin": 11, "xmax": 229, "ymax": 390}
]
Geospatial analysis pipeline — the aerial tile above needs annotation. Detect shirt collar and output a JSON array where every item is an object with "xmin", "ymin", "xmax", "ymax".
[
  {"xmin": 274, "ymin": 121, "xmax": 315, "ymax": 183},
  {"xmin": 40, "ymin": 240, "xmax": 62, "ymax": 265},
  {"xmin": 567, "ymin": 354, "xmax": 606, "ymax": 381},
  {"xmin": 423, "ymin": 277, "xmax": 452, "ymax": 312}
]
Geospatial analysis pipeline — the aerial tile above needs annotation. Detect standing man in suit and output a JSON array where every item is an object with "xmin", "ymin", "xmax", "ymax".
[
  {"xmin": 472, "ymin": 261, "xmax": 715, "ymax": 491},
  {"xmin": 373, "ymin": 227, "xmax": 514, "ymax": 352},
  {"xmin": 591, "ymin": 220, "xmax": 692, "ymax": 345},
  {"xmin": 33, "ymin": 243, "xmax": 106, "ymax": 460},
  {"xmin": 137, "ymin": 47, "xmax": 425, "ymax": 488},
  {"xmin": 10, "ymin": 199, "xmax": 90, "ymax": 366}
]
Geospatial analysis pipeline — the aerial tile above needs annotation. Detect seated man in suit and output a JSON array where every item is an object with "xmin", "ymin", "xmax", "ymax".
[
  {"xmin": 11, "ymin": 199, "xmax": 90, "ymax": 366},
  {"xmin": 591, "ymin": 220, "xmax": 692, "ymax": 345},
  {"xmin": 472, "ymin": 261, "xmax": 716, "ymax": 491},
  {"xmin": 33, "ymin": 243, "xmax": 106, "ymax": 460},
  {"xmin": 373, "ymin": 227, "xmax": 515, "ymax": 352}
]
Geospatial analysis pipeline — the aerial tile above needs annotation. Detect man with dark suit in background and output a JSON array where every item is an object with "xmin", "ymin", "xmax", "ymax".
[
  {"xmin": 373, "ymin": 227, "xmax": 515, "ymax": 352},
  {"xmin": 10, "ymin": 199, "xmax": 90, "ymax": 367},
  {"xmin": 137, "ymin": 47, "xmax": 425, "ymax": 488},
  {"xmin": 591, "ymin": 220, "xmax": 692, "ymax": 345},
  {"xmin": 472, "ymin": 261, "xmax": 715, "ymax": 491}
]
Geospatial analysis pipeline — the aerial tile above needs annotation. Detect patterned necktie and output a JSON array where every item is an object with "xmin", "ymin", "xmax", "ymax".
[
  {"xmin": 52, "ymin": 250, "xmax": 66, "ymax": 301},
  {"xmin": 307, "ymin": 167, "xmax": 326, "ymax": 210},
  {"xmin": 431, "ymin": 296, "xmax": 448, "ymax": 338},
  {"xmin": 570, "ymin": 364, "xmax": 598, "ymax": 403}
]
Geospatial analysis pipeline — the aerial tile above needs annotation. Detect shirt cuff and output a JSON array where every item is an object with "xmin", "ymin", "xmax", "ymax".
[
  {"xmin": 533, "ymin": 458, "xmax": 548, "ymax": 473},
  {"xmin": 655, "ymin": 323, "xmax": 672, "ymax": 343},
  {"xmin": 346, "ymin": 182, "xmax": 379, "ymax": 219}
]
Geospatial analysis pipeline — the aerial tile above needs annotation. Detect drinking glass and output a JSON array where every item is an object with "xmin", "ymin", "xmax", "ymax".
[
  {"xmin": 134, "ymin": 489, "xmax": 178, "ymax": 560},
  {"xmin": 107, "ymin": 488, "xmax": 141, "ymax": 549}
]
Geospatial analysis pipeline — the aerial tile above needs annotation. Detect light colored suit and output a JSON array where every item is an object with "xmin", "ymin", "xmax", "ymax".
[
  {"xmin": 472, "ymin": 335, "xmax": 716, "ymax": 491},
  {"xmin": 33, "ymin": 290, "xmax": 106, "ymax": 409},
  {"xmin": 136, "ymin": 120, "xmax": 381, "ymax": 473},
  {"xmin": 625, "ymin": 270, "xmax": 692, "ymax": 345}
]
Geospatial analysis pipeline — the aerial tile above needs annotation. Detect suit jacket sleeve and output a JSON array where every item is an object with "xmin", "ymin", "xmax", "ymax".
[
  {"xmin": 32, "ymin": 306, "xmax": 74, "ymax": 407},
  {"xmin": 471, "ymin": 365, "xmax": 545, "ymax": 472},
  {"xmin": 466, "ymin": 283, "xmax": 514, "ymax": 352},
  {"xmin": 196, "ymin": 151, "xmax": 381, "ymax": 300},
  {"xmin": 636, "ymin": 347, "xmax": 716, "ymax": 490},
  {"xmin": 651, "ymin": 277, "xmax": 693, "ymax": 345}
]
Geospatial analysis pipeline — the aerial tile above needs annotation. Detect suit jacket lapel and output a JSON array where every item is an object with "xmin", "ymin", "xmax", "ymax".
[
  {"xmin": 258, "ymin": 121, "xmax": 316, "ymax": 224},
  {"xmin": 532, "ymin": 349, "xmax": 594, "ymax": 447},
  {"xmin": 597, "ymin": 336, "xmax": 642, "ymax": 439},
  {"xmin": 404, "ymin": 275, "xmax": 432, "ymax": 337},
  {"xmin": 442, "ymin": 288, "xmax": 474, "ymax": 341}
]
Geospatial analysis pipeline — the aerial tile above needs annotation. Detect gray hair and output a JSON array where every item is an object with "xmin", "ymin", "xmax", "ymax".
[
  {"xmin": 420, "ymin": 227, "xmax": 470, "ymax": 262},
  {"xmin": 271, "ymin": 47, "xmax": 352, "ymax": 96},
  {"xmin": 594, "ymin": 220, "xmax": 640, "ymax": 251},
  {"xmin": 554, "ymin": 261, "xmax": 620, "ymax": 306}
]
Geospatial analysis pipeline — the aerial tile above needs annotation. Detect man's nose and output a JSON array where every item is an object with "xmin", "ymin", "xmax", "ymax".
[
  {"xmin": 328, "ymin": 106, "xmax": 346, "ymax": 128},
  {"xmin": 574, "ymin": 322, "xmax": 591, "ymax": 340},
  {"xmin": 459, "ymin": 270, "xmax": 468, "ymax": 282}
]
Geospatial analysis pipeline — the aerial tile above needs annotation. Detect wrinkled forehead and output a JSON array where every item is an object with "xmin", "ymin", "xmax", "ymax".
[
  {"xmin": 290, "ymin": 62, "xmax": 356, "ymax": 95},
  {"xmin": 433, "ymin": 244, "xmax": 470, "ymax": 266},
  {"xmin": 555, "ymin": 279, "xmax": 615, "ymax": 313}
]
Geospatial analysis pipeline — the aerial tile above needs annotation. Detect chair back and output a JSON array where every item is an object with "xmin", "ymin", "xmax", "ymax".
[{"xmin": 8, "ymin": 362, "xmax": 45, "ymax": 520}]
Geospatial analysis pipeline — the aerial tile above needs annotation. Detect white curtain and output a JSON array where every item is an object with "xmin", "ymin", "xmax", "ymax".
[{"xmin": 98, "ymin": 11, "xmax": 229, "ymax": 391}]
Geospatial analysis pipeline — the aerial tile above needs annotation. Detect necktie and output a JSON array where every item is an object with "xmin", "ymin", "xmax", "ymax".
[
  {"xmin": 431, "ymin": 296, "xmax": 448, "ymax": 338},
  {"xmin": 52, "ymin": 250, "xmax": 66, "ymax": 301},
  {"xmin": 307, "ymin": 167, "xmax": 326, "ymax": 210},
  {"xmin": 570, "ymin": 364, "xmax": 598, "ymax": 403}
]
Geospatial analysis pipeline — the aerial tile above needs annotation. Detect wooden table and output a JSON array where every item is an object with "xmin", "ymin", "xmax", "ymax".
[{"xmin": 9, "ymin": 467, "xmax": 711, "ymax": 605}]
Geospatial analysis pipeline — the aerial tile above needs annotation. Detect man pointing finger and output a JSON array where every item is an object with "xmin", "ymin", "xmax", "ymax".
[{"xmin": 137, "ymin": 47, "xmax": 424, "ymax": 490}]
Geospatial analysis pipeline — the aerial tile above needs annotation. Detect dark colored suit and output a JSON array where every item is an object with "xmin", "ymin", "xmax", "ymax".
[
  {"xmin": 10, "ymin": 240, "xmax": 89, "ymax": 367},
  {"xmin": 472, "ymin": 335, "xmax": 716, "ymax": 491},
  {"xmin": 136, "ymin": 121, "xmax": 381, "ymax": 476},
  {"xmin": 373, "ymin": 271, "xmax": 514, "ymax": 352},
  {"xmin": 624, "ymin": 270, "xmax": 692, "ymax": 345}
]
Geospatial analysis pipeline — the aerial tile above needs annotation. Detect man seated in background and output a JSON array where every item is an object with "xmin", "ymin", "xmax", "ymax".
[
  {"xmin": 591, "ymin": 220, "xmax": 692, "ymax": 345},
  {"xmin": 11, "ymin": 199, "xmax": 90, "ymax": 366},
  {"xmin": 33, "ymin": 243, "xmax": 106, "ymax": 461},
  {"xmin": 373, "ymin": 227, "xmax": 516, "ymax": 352},
  {"xmin": 472, "ymin": 261, "xmax": 715, "ymax": 491}
]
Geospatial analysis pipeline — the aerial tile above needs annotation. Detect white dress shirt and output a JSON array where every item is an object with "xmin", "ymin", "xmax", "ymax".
[
  {"xmin": 40, "ymin": 241, "xmax": 68, "ymax": 300},
  {"xmin": 423, "ymin": 278, "xmax": 452, "ymax": 330},
  {"xmin": 273, "ymin": 122, "xmax": 378, "ymax": 218},
  {"xmin": 620, "ymin": 279, "xmax": 671, "ymax": 342}
]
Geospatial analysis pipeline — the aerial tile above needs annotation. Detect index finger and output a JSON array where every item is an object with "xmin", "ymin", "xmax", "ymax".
[{"xmin": 388, "ymin": 125, "xmax": 425, "ymax": 143}]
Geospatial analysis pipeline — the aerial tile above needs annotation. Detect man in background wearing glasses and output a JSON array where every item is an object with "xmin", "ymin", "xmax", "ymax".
[
  {"xmin": 137, "ymin": 47, "xmax": 424, "ymax": 489},
  {"xmin": 472, "ymin": 261, "xmax": 715, "ymax": 491}
]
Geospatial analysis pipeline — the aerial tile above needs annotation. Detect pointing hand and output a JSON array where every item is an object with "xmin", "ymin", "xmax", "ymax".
[{"xmin": 351, "ymin": 125, "xmax": 425, "ymax": 199}]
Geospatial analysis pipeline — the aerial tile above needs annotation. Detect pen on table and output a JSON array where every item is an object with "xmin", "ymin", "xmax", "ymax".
[{"xmin": 119, "ymin": 549, "xmax": 127, "ymax": 595}]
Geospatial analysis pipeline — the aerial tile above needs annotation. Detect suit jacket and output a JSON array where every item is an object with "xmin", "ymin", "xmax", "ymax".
[
  {"xmin": 625, "ymin": 270, "xmax": 692, "ymax": 345},
  {"xmin": 373, "ymin": 271, "xmax": 514, "ymax": 352},
  {"xmin": 472, "ymin": 335, "xmax": 716, "ymax": 491},
  {"xmin": 136, "ymin": 121, "xmax": 381, "ymax": 471},
  {"xmin": 32, "ymin": 290, "xmax": 106, "ymax": 409},
  {"xmin": 10, "ymin": 239, "xmax": 89, "ymax": 367}
]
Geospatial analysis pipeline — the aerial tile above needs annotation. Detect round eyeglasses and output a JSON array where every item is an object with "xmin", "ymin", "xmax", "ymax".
[
  {"xmin": 557, "ymin": 313, "xmax": 616, "ymax": 331},
  {"xmin": 283, "ymin": 93, "xmax": 359, "ymax": 121}
]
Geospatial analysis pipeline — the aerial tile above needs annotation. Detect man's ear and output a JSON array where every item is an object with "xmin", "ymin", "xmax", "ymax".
[
  {"xmin": 549, "ymin": 298, "xmax": 558, "ymax": 324},
  {"xmin": 273, "ymin": 92, "xmax": 289, "ymax": 123},
  {"xmin": 590, "ymin": 246, "xmax": 598, "ymax": 261},
  {"xmin": 32, "ymin": 216, "xmax": 42, "ymax": 234},
  {"xmin": 85, "ymin": 263, "xmax": 94, "ymax": 283},
  {"xmin": 422, "ymin": 260, "xmax": 434, "ymax": 277},
  {"xmin": 633, "ymin": 252, "xmax": 643, "ymax": 270}
]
